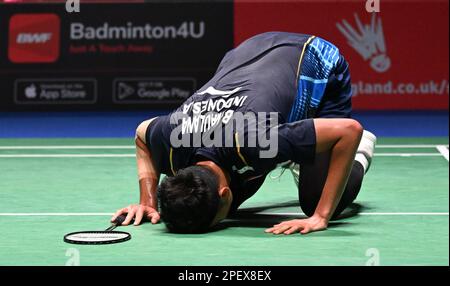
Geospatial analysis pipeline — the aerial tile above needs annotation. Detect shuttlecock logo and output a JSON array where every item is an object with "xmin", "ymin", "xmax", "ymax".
[{"xmin": 337, "ymin": 13, "xmax": 391, "ymax": 73}]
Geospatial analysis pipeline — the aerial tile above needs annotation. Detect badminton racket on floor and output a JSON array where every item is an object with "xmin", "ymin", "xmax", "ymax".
[{"xmin": 64, "ymin": 214, "xmax": 131, "ymax": 245}]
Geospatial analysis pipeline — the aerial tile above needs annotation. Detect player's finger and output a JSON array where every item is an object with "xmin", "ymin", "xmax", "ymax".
[
  {"xmin": 273, "ymin": 221, "xmax": 290, "ymax": 227},
  {"xmin": 284, "ymin": 226, "xmax": 300, "ymax": 235},
  {"xmin": 148, "ymin": 212, "xmax": 160, "ymax": 224},
  {"xmin": 134, "ymin": 207, "xmax": 145, "ymax": 226},
  {"xmin": 122, "ymin": 207, "xmax": 137, "ymax": 226},
  {"xmin": 273, "ymin": 225, "xmax": 291, "ymax": 235},
  {"xmin": 265, "ymin": 225, "xmax": 282, "ymax": 233},
  {"xmin": 111, "ymin": 207, "xmax": 128, "ymax": 222},
  {"xmin": 300, "ymin": 227, "xmax": 310, "ymax": 235}
]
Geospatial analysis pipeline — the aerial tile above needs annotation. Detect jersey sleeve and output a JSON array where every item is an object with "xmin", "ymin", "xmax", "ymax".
[{"xmin": 240, "ymin": 118, "xmax": 317, "ymax": 172}]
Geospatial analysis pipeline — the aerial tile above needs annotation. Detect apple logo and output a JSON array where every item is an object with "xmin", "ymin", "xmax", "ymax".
[{"xmin": 25, "ymin": 84, "xmax": 37, "ymax": 99}]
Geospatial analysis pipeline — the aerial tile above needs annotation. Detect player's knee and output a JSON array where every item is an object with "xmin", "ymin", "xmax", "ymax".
[{"xmin": 345, "ymin": 119, "xmax": 363, "ymax": 139}]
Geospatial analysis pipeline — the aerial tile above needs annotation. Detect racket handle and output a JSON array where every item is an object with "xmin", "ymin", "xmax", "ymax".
[
  {"xmin": 113, "ymin": 214, "xmax": 127, "ymax": 226},
  {"xmin": 106, "ymin": 214, "xmax": 127, "ymax": 231}
]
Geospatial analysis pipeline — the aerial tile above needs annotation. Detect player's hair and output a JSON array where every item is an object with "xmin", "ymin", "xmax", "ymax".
[{"xmin": 158, "ymin": 165, "xmax": 220, "ymax": 233}]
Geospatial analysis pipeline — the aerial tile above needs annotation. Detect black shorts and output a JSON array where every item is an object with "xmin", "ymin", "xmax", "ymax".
[{"xmin": 299, "ymin": 154, "xmax": 364, "ymax": 219}]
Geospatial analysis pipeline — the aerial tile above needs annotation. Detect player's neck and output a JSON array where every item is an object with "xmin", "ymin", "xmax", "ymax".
[{"xmin": 196, "ymin": 160, "xmax": 230, "ymax": 188}]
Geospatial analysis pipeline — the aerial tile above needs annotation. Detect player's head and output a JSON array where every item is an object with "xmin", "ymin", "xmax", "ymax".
[{"xmin": 158, "ymin": 164, "xmax": 232, "ymax": 233}]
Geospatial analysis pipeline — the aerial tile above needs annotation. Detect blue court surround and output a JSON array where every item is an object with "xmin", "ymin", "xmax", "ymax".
[{"xmin": 0, "ymin": 111, "xmax": 448, "ymax": 138}]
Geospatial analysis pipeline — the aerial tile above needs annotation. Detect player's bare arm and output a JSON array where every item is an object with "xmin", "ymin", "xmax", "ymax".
[
  {"xmin": 111, "ymin": 118, "xmax": 160, "ymax": 226},
  {"xmin": 266, "ymin": 118, "xmax": 363, "ymax": 235}
]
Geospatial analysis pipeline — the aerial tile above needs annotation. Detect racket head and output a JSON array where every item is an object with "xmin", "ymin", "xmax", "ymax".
[{"xmin": 64, "ymin": 231, "xmax": 131, "ymax": 245}]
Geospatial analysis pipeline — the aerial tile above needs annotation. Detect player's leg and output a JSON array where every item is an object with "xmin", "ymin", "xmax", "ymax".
[
  {"xmin": 293, "ymin": 130, "xmax": 376, "ymax": 219},
  {"xmin": 292, "ymin": 53, "xmax": 375, "ymax": 218},
  {"xmin": 299, "ymin": 152, "xmax": 364, "ymax": 218},
  {"xmin": 355, "ymin": 130, "xmax": 377, "ymax": 173},
  {"xmin": 290, "ymin": 129, "xmax": 376, "ymax": 185},
  {"xmin": 295, "ymin": 152, "xmax": 362, "ymax": 219}
]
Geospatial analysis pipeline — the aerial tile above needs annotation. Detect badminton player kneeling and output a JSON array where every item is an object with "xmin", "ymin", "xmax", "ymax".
[{"xmin": 111, "ymin": 32, "xmax": 376, "ymax": 235}]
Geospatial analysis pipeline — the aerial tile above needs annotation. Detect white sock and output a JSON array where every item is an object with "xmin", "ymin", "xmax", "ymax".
[
  {"xmin": 355, "ymin": 130, "xmax": 377, "ymax": 174},
  {"xmin": 355, "ymin": 153, "xmax": 369, "ymax": 174}
]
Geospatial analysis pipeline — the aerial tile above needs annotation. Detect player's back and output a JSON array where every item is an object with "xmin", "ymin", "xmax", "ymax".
[{"xmin": 175, "ymin": 32, "xmax": 312, "ymax": 123}]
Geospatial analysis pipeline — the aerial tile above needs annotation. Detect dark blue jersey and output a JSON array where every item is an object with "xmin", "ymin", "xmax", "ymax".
[
  {"xmin": 146, "ymin": 32, "xmax": 352, "ymax": 212},
  {"xmin": 178, "ymin": 32, "xmax": 310, "ymax": 123}
]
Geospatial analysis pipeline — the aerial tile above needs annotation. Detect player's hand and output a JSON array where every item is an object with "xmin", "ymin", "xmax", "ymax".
[
  {"xmin": 265, "ymin": 215, "xmax": 328, "ymax": 235},
  {"xmin": 111, "ymin": 204, "xmax": 160, "ymax": 226}
]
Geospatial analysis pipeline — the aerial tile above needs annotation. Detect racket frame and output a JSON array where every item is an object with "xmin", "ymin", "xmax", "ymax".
[{"xmin": 63, "ymin": 230, "xmax": 131, "ymax": 245}]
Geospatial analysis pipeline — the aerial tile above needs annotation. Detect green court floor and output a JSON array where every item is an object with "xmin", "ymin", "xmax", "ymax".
[{"xmin": 0, "ymin": 137, "xmax": 448, "ymax": 266}]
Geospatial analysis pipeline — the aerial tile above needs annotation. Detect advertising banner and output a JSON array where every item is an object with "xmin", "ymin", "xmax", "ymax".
[
  {"xmin": 0, "ymin": 1, "xmax": 448, "ymax": 111},
  {"xmin": 0, "ymin": 2, "xmax": 234, "ymax": 110},
  {"xmin": 235, "ymin": 0, "xmax": 449, "ymax": 110}
]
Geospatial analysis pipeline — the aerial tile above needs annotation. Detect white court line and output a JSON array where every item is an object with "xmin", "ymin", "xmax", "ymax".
[
  {"xmin": 377, "ymin": 144, "xmax": 448, "ymax": 148},
  {"xmin": 436, "ymin": 145, "xmax": 449, "ymax": 162},
  {"xmin": 0, "ymin": 213, "xmax": 112, "ymax": 216},
  {"xmin": 0, "ymin": 212, "xmax": 448, "ymax": 216},
  {"xmin": 0, "ymin": 145, "xmax": 134, "ymax": 150},
  {"xmin": 0, "ymin": 144, "xmax": 448, "ymax": 158},
  {"xmin": 375, "ymin": 153, "xmax": 443, "ymax": 157},
  {"xmin": 0, "ymin": 154, "xmax": 135, "ymax": 158},
  {"xmin": 269, "ymin": 212, "xmax": 449, "ymax": 216},
  {"xmin": 0, "ymin": 144, "xmax": 447, "ymax": 150},
  {"xmin": 0, "ymin": 153, "xmax": 444, "ymax": 158}
]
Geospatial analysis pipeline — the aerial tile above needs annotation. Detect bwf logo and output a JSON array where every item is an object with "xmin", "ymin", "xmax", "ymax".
[
  {"xmin": 8, "ymin": 14, "xmax": 60, "ymax": 63},
  {"xmin": 16, "ymin": 33, "xmax": 52, "ymax": 44}
]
